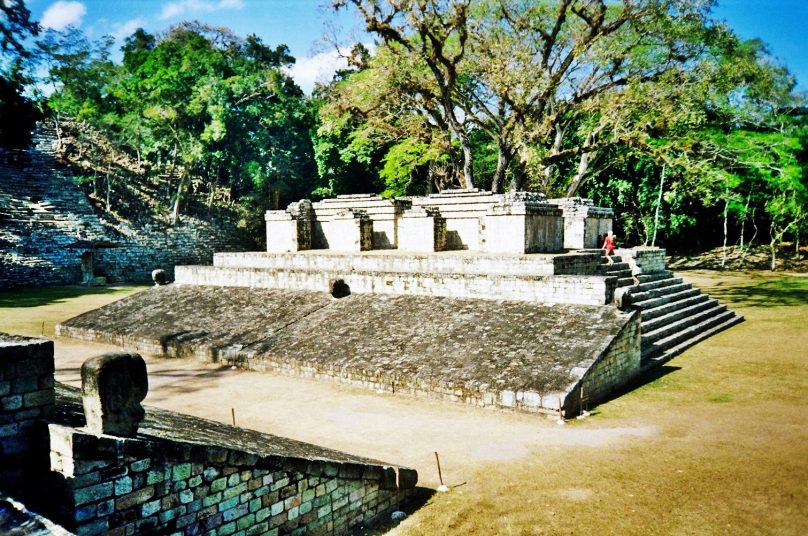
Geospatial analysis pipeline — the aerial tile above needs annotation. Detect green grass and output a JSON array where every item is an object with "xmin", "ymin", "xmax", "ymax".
[{"xmin": 0, "ymin": 284, "xmax": 147, "ymax": 337}]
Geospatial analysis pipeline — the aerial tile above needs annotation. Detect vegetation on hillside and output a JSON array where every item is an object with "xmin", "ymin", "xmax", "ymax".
[{"xmin": 0, "ymin": 0, "xmax": 806, "ymax": 266}]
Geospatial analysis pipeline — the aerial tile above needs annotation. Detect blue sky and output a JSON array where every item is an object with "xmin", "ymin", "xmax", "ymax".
[{"xmin": 26, "ymin": 0, "xmax": 808, "ymax": 94}]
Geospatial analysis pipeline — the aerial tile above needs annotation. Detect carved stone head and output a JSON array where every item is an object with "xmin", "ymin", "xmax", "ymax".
[{"xmin": 81, "ymin": 352, "xmax": 148, "ymax": 437}]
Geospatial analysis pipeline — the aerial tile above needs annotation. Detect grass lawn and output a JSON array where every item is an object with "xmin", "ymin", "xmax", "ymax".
[
  {"xmin": 0, "ymin": 284, "xmax": 148, "ymax": 338},
  {"xmin": 0, "ymin": 272, "xmax": 806, "ymax": 535}
]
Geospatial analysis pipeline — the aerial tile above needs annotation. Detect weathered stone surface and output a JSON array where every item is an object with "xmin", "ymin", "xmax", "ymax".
[
  {"xmin": 151, "ymin": 269, "xmax": 167, "ymax": 286},
  {"xmin": 81, "ymin": 352, "xmax": 148, "ymax": 437},
  {"xmin": 0, "ymin": 496, "xmax": 72, "ymax": 535},
  {"xmin": 58, "ymin": 285, "xmax": 633, "ymax": 409}
]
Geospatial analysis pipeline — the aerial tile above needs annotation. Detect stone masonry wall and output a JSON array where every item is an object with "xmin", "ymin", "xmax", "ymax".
[
  {"xmin": 617, "ymin": 247, "xmax": 667, "ymax": 274},
  {"xmin": 174, "ymin": 264, "xmax": 616, "ymax": 305},
  {"xmin": 565, "ymin": 311, "xmax": 642, "ymax": 415},
  {"xmin": 0, "ymin": 334, "xmax": 55, "ymax": 495},
  {"xmin": 47, "ymin": 425, "xmax": 413, "ymax": 536}
]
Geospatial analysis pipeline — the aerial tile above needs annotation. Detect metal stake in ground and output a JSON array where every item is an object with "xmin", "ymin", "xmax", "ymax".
[{"xmin": 435, "ymin": 451, "xmax": 449, "ymax": 492}]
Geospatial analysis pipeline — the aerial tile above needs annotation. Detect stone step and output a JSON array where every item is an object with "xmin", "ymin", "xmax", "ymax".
[
  {"xmin": 641, "ymin": 309, "xmax": 738, "ymax": 360},
  {"xmin": 634, "ymin": 287, "xmax": 703, "ymax": 312},
  {"xmin": 631, "ymin": 282, "xmax": 694, "ymax": 303},
  {"xmin": 636, "ymin": 276, "xmax": 683, "ymax": 293},
  {"xmin": 641, "ymin": 313, "xmax": 744, "ymax": 369},
  {"xmin": 616, "ymin": 276, "xmax": 635, "ymax": 287},
  {"xmin": 642, "ymin": 296, "xmax": 718, "ymax": 331},
  {"xmin": 636, "ymin": 271, "xmax": 674, "ymax": 284},
  {"xmin": 642, "ymin": 302, "xmax": 727, "ymax": 346},
  {"xmin": 640, "ymin": 292, "xmax": 710, "ymax": 322},
  {"xmin": 599, "ymin": 262, "xmax": 628, "ymax": 274}
]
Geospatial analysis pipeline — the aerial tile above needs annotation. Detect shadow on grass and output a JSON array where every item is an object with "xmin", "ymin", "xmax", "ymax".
[
  {"xmin": 0, "ymin": 285, "xmax": 144, "ymax": 308},
  {"xmin": 702, "ymin": 277, "xmax": 808, "ymax": 308},
  {"xmin": 585, "ymin": 365, "xmax": 682, "ymax": 417}
]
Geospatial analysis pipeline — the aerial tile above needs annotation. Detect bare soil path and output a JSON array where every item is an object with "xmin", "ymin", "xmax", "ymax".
[{"xmin": 50, "ymin": 337, "xmax": 655, "ymax": 488}]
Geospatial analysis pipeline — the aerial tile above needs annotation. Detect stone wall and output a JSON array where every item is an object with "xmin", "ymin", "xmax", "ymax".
[
  {"xmin": 617, "ymin": 247, "xmax": 667, "ymax": 274},
  {"xmin": 547, "ymin": 197, "xmax": 614, "ymax": 250},
  {"xmin": 318, "ymin": 211, "xmax": 373, "ymax": 252},
  {"xmin": 310, "ymin": 195, "xmax": 409, "ymax": 250},
  {"xmin": 46, "ymin": 424, "xmax": 413, "ymax": 535},
  {"xmin": 0, "ymin": 334, "xmax": 416, "ymax": 536},
  {"xmin": 0, "ymin": 129, "xmax": 246, "ymax": 288},
  {"xmin": 174, "ymin": 264, "xmax": 616, "ymax": 305},
  {"xmin": 212, "ymin": 250, "xmax": 599, "ymax": 277},
  {"xmin": 565, "ymin": 311, "xmax": 642, "ymax": 416},
  {"xmin": 0, "ymin": 334, "xmax": 55, "ymax": 494}
]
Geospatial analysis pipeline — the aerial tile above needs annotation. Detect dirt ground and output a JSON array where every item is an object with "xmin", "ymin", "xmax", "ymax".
[
  {"xmin": 51, "ymin": 337, "xmax": 656, "ymax": 488},
  {"xmin": 3, "ymin": 270, "xmax": 807, "ymax": 534}
]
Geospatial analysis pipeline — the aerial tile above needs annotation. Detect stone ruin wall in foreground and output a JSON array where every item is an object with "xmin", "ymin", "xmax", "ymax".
[{"xmin": 0, "ymin": 333, "xmax": 416, "ymax": 536}]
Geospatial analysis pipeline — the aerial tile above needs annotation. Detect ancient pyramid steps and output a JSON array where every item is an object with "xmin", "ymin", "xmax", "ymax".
[{"xmin": 598, "ymin": 253, "xmax": 743, "ymax": 369}]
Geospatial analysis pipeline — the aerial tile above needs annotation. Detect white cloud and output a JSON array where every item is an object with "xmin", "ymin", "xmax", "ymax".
[
  {"xmin": 111, "ymin": 18, "xmax": 146, "ymax": 41},
  {"xmin": 158, "ymin": 0, "xmax": 245, "ymax": 21},
  {"xmin": 41, "ymin": 1, "xmax": 87, "ymax": 30},
  {"xmin": 286, "ymin": 50, "xmax": 348, "ymax": 94}
]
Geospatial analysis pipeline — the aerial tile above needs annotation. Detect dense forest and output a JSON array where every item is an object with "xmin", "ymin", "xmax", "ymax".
[{"xmin": 1, "ymin": 0, "xmax": 805, "ymax": 265}]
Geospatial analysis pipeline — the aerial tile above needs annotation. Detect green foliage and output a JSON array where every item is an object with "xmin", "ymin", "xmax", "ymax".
[
  {"xmin": 0, "ymin": 0, "xmax": 38, "ymax": 57},
  {"xmin": 0, "ymin": 60, "xmax": 40, "ymax": 148},
  {"xmin": 379, "ymin": 138, "xmax": 444, "ymax": 197},
  {"xmin": 36, "ymin": 23, "xmax": 317, "ymax": 223},
  {"xmin": 1, "ymin": 0, "xmax": 39, "ymax": 148}
]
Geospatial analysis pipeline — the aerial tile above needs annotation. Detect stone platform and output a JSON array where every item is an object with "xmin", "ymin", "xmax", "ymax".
[
  {"xmin": 57, "ymin": 284, "xmax": 640, "ymax": 416},
  {"xmin": 175, "ymin": 250, "xmax": 616, "ymax": 306}
]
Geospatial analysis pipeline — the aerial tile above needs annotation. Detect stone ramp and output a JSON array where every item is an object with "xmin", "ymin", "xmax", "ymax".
[{"xmin": 57, "ymin": 285, "xmax": 640, "ymax": 416}]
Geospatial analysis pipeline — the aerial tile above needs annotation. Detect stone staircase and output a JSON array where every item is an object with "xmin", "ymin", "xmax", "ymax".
[
  {"xmin": 1, "ymin": 126, "xmax": 247, "ymax": 287},
  {"xmin": 599, "ymin": 252, "xmax": 743, "ymax": 370}
]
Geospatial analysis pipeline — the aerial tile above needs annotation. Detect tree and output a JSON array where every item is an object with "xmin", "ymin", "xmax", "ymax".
[
  {"xmin": 335, "ymin": 0, "xmax": 477, "ymax": 189},
  {"xmin": 1, "ymin": 0, "xmax": 39, "ymax": 149},
  {"xmin": 0, "ymin": 59, "xmax": 40, "ymax": 148},
  {"xmin": 35, "ymin": 23, "xmax": 317, "ymax": 227},
  {"xmin": 1, "ymin": 0, "xmax": 38, "ymax": 57}
]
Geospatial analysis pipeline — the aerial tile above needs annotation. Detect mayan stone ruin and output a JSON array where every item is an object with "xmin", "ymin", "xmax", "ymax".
[
  {"xmin": 57, "ymin": 190, "xmax": 743, "ymax": 419},
  {"xmin": 0, "ymin": 334, "xmax": 416, "ymax": 535}
]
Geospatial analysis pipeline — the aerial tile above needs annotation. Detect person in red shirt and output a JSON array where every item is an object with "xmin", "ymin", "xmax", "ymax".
[{"xmin": 602, "ymin": 230, "xmax": 616, "ymax": 265}]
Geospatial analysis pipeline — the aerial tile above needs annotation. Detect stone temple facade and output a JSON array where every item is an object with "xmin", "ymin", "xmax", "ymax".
[
  {"xmin": 58, "ymin": 190, "xmax": 742, "ymax": 420},
  {"xmin": 264, "ymin": 190, "xmax": 613, "ymax": 254}
]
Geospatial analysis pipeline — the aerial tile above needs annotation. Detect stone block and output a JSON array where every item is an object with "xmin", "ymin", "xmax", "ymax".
[
  {"xmin": 81, "ymin": 352, "xmax": 148, "ymax": 438},
  {"xmin": 398, "ymin": 467, "xmax": 418, "ymax": 489}
]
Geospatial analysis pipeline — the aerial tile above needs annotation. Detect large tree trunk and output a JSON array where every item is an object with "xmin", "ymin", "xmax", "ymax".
[
  {"xmin": 491, "ymin": 139, "xmax": 512, "ymax": 193},
  {"xmin": 651, "ymin": 165, "xmax": 666, "ymax": 247},
  {"xmin": 565, "ymin": 124, "xmax": 604, "ymax": 197},
  {"xmin": 721, "ymin": 182, "xmax": 729, "ymax": 268},
  {"xmin": 458, "ymin": 131, "xmax": 475, "ymax": 190},
  {"xmin": 509, "ymin": 159, "xmax": 526, "ymax": 192},
  {"xmin": 171, "ymin": 173, "xmax": 187, "ymax": 225},
  {"xmin": 538, "ymin": 123, "xmax": 566, "ymax": 193}
]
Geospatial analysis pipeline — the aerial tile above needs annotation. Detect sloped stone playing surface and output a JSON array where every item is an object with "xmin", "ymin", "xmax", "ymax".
[
  {"xmin": 54, "ymin": 383, "xmax": 389, "ymax": 466},
  {"xmin": 58, "ymin": 285, "xmax": 634, "ymax": 412}
]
